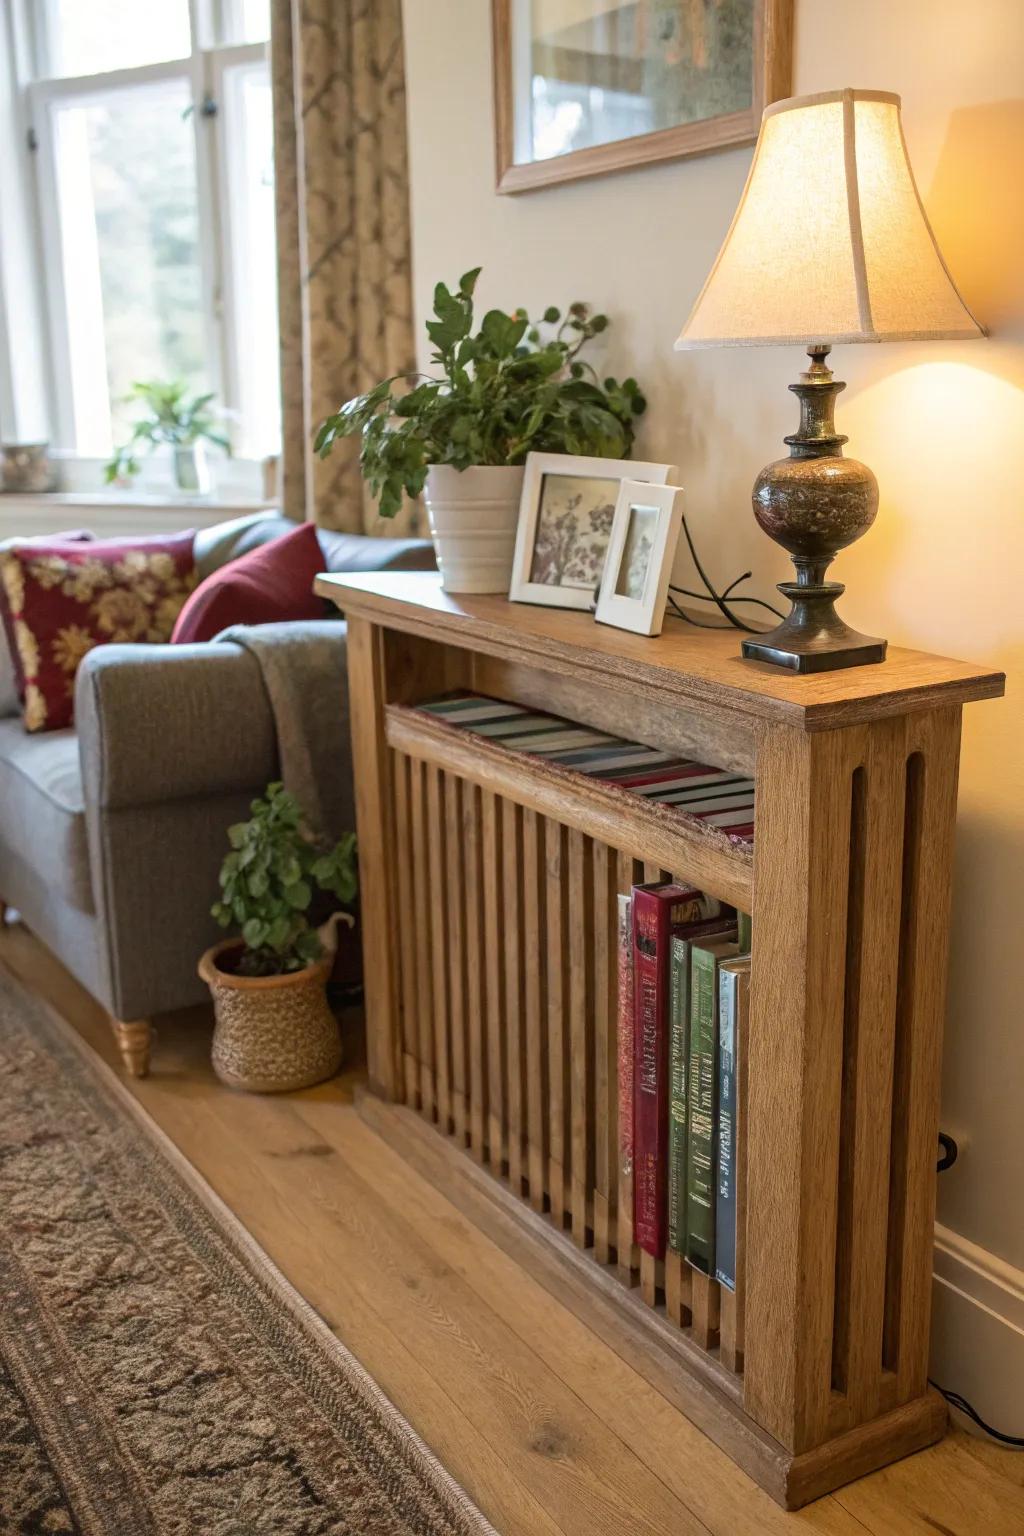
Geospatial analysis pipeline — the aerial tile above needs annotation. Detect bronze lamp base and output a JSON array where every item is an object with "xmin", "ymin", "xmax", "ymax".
[{"xmin": 743, "ymin": 344, "xmax": 887, "ymax": 674}]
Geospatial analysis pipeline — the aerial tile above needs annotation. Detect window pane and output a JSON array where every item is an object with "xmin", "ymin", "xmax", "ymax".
[
  {"xmin": 51, "ymin": 78, "xmax": 207, "ymax": 456},
  {"xmin": 223, "ymin": 61, "xmax": 280, "ymax": 457},
  {"xmin": 48, "ymin": 0, "xmax": 191, "ymax": 77},
  {"xmin": 215, "ymin": 0, "xmax": 271, "ymax": 46},
  {"xmin": 239, "ymin": 0, "xmax": 271, "ymax": 45}
]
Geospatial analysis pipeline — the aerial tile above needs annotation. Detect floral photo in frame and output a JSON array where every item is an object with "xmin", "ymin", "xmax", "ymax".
[
  {"xmin": 594, "ymin": 479, "xmax": 684, "ymax": 636},
  {"xmin": 509, "ymin": 452, "xmax": 676, "ymax": 610}
]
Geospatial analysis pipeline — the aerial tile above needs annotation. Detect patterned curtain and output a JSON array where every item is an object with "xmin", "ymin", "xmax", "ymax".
[{"xmin": 270, "ymin": 0, "xmax": 420, "ymax": 534}]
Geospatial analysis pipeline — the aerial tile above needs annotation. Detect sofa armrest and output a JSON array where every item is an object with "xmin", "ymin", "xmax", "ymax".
[{"xmin": 76, "ymin": 640, "xmax": 278, "ymax": 810}]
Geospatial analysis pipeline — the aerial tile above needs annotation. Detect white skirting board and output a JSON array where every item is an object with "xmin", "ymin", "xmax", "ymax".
[{"xmin": 931, "ymin": 1224, "xmax": 1024, "ymax": 1440}]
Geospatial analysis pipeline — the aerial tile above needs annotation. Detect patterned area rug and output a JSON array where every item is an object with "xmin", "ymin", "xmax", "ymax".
[{"xmin": 0, "ymin": 968, "xmax": 495, "ymax": 1536}]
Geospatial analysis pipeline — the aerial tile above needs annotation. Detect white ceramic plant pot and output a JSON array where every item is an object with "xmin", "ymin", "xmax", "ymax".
[{"xmin": 423, "ymin": 464, "xmax": 524, "ymax": 594}]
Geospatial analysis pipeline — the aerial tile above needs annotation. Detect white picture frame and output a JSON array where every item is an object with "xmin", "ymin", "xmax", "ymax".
[
  {"xmin": 594, "ymin": 480, "xmax": 684, "ymax": 637},
  {"xmin": 508, "ymin": 451, "xmax": 677, "ymax": 610}
]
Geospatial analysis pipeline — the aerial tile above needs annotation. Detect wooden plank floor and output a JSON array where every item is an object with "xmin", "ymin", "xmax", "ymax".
[{"xmin": 3, "ymin": 919, "xmax": 1021, "ymax": 1536}]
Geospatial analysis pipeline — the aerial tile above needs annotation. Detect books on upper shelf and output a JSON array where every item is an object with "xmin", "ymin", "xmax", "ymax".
[{"xmin": 415, "ymin": 692, "xmax": 756, "ymax": 844}]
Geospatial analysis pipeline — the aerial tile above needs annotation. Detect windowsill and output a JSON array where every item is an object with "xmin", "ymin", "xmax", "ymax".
[
  {"xmin": 0, "ymin": 491, "xmax": 280, "ymax": 540},
  {"xmin": 1, "ymin": 491, "xmax": 277, "ymax": 511}
]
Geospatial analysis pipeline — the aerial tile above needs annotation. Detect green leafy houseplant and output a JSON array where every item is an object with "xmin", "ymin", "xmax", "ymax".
[
  {"xmin": 211, "ymin": 783, "xmax": 358, "ymax": 978},
  {"xmin": 314, "ymin": 267, "xmax": 646, "ymax": 519},
  {"xmin": 104, "ymin": 380, "xmax": 231, "ymax": 484}
]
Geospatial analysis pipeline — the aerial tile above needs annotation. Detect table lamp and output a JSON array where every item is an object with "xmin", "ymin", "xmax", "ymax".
[{"xmin": 675, "ymin": 89, "xmax": 983, "ymax": 673}]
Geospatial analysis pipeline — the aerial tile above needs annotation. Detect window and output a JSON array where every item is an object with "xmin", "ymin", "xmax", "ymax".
[{"xmin": 22, "ymin": 0, "xmax": 280, "ymax": 465}]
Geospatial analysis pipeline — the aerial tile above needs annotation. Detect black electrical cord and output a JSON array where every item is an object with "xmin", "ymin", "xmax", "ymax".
[
  {"xmin": 928, "ymin": 1380, "xmax": 1024, "ymax": 1447},
  {"xmin": 666, "ymin": 515, "xmax": 786, "ymax": 632}
]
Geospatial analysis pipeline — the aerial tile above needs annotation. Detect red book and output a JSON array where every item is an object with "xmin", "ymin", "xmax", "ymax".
[{"xmin": 632, "ymin": 882, "xmax": 720, "ymax": 1258}]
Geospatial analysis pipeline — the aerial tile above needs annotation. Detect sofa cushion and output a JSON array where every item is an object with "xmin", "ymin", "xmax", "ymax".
[
  {"xmin": 0, "ymin": 719, "xmax": 92, "ymax": 912},
  {"xmin": 0, "ymin": 531, "xmax": 197, "ymax": 732},
  {"xmin": 170, "ymin": 521, "xmax": 325, "ymax": 644},
  {"xmin": 193, "ymin": 509, "xmax": 438, "ymax": 580}
]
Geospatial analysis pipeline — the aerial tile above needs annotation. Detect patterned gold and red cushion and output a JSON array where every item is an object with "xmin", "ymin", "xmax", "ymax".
[{"xmin": 0, "ymin": 532, "xmax": 197, "ymax": 732}]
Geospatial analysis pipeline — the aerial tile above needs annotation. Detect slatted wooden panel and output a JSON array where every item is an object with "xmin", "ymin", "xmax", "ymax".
[{"xmin": 392, "ymin": 750, "xmax": 746, "ymax": 1382}]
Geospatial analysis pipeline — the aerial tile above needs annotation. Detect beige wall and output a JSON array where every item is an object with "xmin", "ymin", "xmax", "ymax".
[{"xmin": 402, "ymin": 0, "xmax": 1024, "ymax": 1389}]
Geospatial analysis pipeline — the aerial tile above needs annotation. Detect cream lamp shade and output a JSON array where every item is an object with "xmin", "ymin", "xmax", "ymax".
[{"xmin": 675, "ymin": 89, "xmax": 983, "ymax": 348}]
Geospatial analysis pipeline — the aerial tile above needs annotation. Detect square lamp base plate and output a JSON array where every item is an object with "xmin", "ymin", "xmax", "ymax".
[{"xmin": 742, "ymin": 634, "xmax": 888, "ymax": 674}]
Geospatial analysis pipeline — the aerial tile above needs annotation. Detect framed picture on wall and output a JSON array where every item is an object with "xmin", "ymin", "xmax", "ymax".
[
  {"xmin": 491, "ymin": 0, "xmax": 793, "ymax": 193},
  {"xmin": 509, "ymin": 451, "xmax": 677, "ymax": 610},
  {"xmin": 594, "ymin": 479, "xmax": 684, "ymax": 635}
]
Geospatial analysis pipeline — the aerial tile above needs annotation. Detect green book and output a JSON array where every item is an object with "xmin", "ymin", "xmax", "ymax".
[
  {"xmin": 737, "ymin": 910, "xmax": 753, "ymax": 955},
  {"xmin": 667, "ymin": 921, "xmax": 733, "ymax": 1254},
  {"xmin": 685, "ymin": 935, "xmax": 739, "ymax": 1274}
]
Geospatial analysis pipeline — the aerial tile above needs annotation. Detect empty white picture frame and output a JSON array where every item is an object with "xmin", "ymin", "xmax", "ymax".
[{"xmin": 594, "ymin": 479, "xmax": 684, "ymax": 636}]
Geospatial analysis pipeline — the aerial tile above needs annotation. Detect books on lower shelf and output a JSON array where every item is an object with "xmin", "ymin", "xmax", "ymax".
[
  {"xmin": 632, "ymin": 883, "xmax": 721, "ymax": 1257},
  {"xmin": 415, "ymin": 692, "xmax": 756, "ymax": 844},
  {"xmin": 620, "ymin": 877, "xmax": 751, "ymax": 1294}
]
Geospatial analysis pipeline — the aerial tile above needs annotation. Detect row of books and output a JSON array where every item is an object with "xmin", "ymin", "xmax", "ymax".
[
  {"xmin": 416, "ymin": 693, "xmax": 756, "ymax": 842},
  {"xmin": 620, "ymin": 881, "xmax": 751, "ymax": 1289}
]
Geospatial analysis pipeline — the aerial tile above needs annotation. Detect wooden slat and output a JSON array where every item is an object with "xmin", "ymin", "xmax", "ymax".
[
  {"xmin": 885, "ymin": 707, "xmax": 962, "ymax": 1405},
  {"xmin": 387, "ymin": 703, "xmax": 753, "ymax": 912},
  {"xmin": 691, "ymin": 1268, "xmax": 721, "ymax": 1352},
  {"xmin": 444, "ymin": 772, "xmax": 469, "ymax": 1147},
  {"xmin": 392, "ymin": 751, "xmax": 419, "ymax": 1109},
  {"xmin": 409, "ymin": 757, "xmax": 436, "ymax": 1120},
  {"xmin": 345, "ymin": 617, "xmax": 402, "ymax": 1099},
  {"xmin": 546, "ymin": 819, "xmax": 571, "ymax": 1226},
  {"xmin": 522, "ymin": 809, "xmax": 548, "ymax": 1213},
  {"xmin": 616, "ymin": 851, "xmax": 641, "ymax": 1287},
  {"xmin": 568, "ymin": 829, "xmax": 594, "ymax": 1249},
  {"xmin": 665, "ymin": 1249, "xmax": 693, "ymax": 1332},
  {"xmin": 502, "ymin": 800, "xmax": 526, "ymax": 1198},
  {"xmin": 426, "ymin": 763, "xmax": 452, "ymax": 1134},
  {"xmin": 482, "ymin": 789, "xmax": 505, "ymax": 1170},
  {"xmin": 745, "ymin": 725, "xmax": 858, "ymax": 1453},
  {"xmin": 463, "ymin": 781, "xmax": 487, "ymax": 1163},
  {"xmin": 591, "ymin": 842, "xmax": 618, "ymax": 1264},
  {"xmin": 830, "ymin": 720, "xmax": 905, "ymax": 1428}
]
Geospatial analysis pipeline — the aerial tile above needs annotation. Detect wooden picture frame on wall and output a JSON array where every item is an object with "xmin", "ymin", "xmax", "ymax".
[{"xmin": 492, "ymin": 0, "xmax": 793, "ymax": 194}]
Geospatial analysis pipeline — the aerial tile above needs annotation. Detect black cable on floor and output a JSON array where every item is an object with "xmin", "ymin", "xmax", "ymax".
[{"xmin": 929, "ymin": 1379, "xmax": 1024, "ymax": 1447}]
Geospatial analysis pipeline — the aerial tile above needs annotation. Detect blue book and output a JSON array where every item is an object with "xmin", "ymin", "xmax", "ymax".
[{"xmin": 715, "ymin": 957, "xmax": 751, "ymax": 1291}]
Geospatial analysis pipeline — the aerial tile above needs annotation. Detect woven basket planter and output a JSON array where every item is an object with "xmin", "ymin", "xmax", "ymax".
[{"xmin": 199, "ymin": 940, "xmax": 342, "ymax": 1093}]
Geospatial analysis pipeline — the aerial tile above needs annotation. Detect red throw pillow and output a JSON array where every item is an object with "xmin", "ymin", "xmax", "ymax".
[
  {"xmin": 0, "ymin": 529, "xmax": 93, "ymax": 703},
  {"xmin": 171, "ymin": 521, "xmax": 324, "ymax": 645},
  {"xmin": 0, "ymin": 531, "xmax": 197, "ymax": 732}
]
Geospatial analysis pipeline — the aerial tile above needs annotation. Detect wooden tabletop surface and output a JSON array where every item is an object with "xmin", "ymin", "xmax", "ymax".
[{"xmin": 316, "ymin": 571, "xmax": 1005, "ymax": 731}]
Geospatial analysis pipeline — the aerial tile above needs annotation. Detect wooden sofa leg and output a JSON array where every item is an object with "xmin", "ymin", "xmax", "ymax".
[{"xmin": 111, "ymin": 1018, "xmax": 153, "ymax": 1078}]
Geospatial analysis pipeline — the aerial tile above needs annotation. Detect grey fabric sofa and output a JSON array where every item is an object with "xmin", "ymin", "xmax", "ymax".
[{"xmin": 0, "ymin": 511, "xmax": 435, "ymax": 1075}]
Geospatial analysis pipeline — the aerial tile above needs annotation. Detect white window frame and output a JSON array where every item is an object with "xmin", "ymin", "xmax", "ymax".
[{"xmin": 12, "ymin": 0, "xmax": 274, "ymax": 475}]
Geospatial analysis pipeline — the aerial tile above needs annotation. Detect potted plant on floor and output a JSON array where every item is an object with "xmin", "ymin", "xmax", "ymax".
[
  {"xmin": 105, "ymin": 380, "xmax": 231, "ymax": 495},
  {"xmin": 314, "ymin": 267, "xmax": 646, "ymax": 592},
  {"xmin": 200, "ymin": 782, "xmax": 358, "ymax": 1092}
]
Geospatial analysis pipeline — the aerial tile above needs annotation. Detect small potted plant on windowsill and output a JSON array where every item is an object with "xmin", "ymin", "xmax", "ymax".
[
  {"xmin": 199, "ymin": 782, "xmax": 358, "ymax": 1093},
  {"xmin": 314, "ymin": 267, "xmax": 646, "ymax": 593},
  {"xmin": 104, "ymin": 380, "xmax": 231, "ymax": 496}
]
